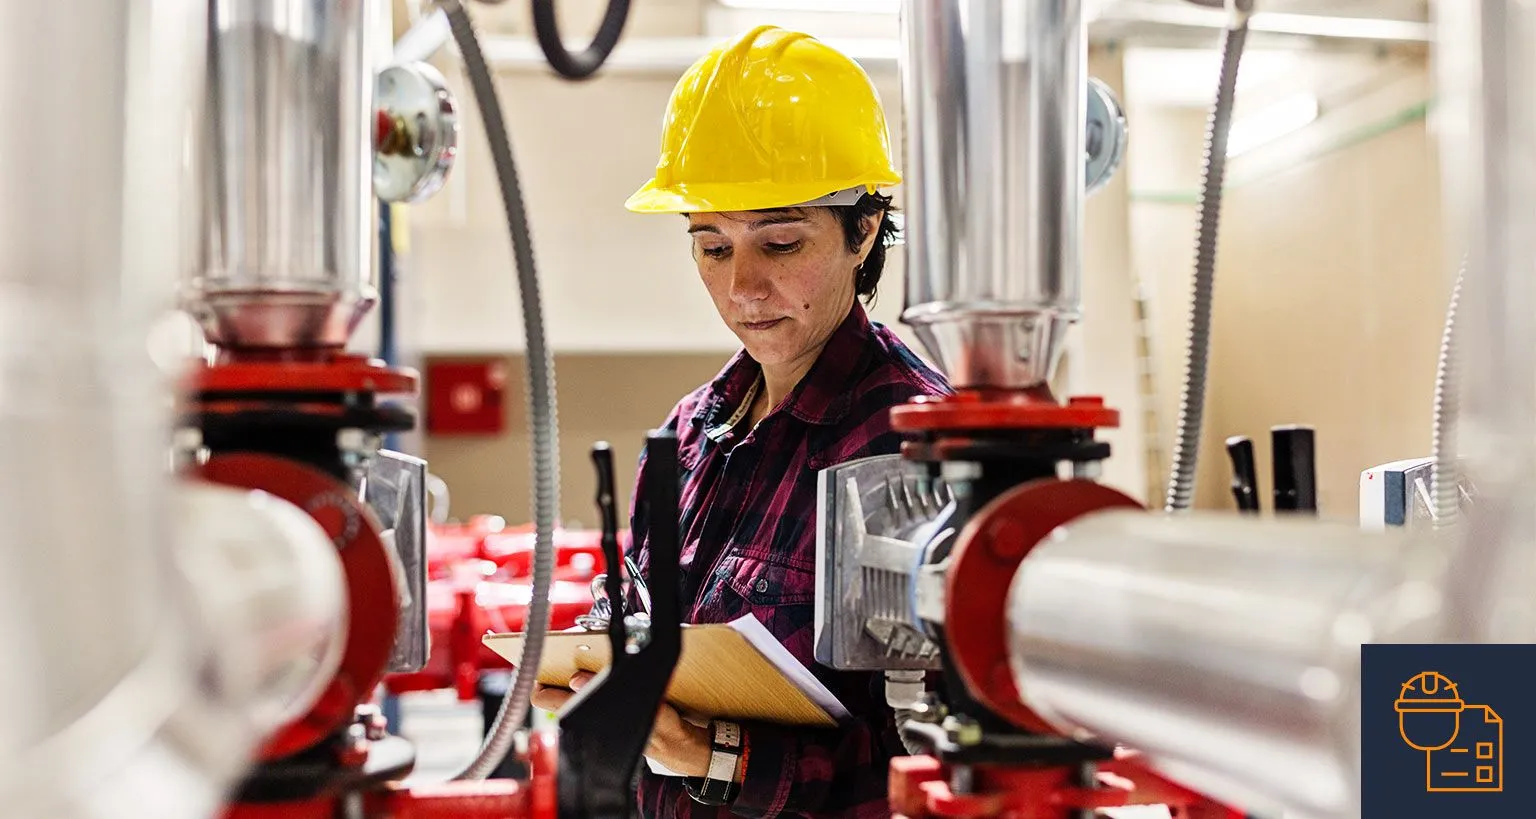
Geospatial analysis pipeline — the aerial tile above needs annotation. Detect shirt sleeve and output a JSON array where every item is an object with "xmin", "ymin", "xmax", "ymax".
[{"xmin": 731, "ymin": 669, "xmax": 899, "ymax": 819}]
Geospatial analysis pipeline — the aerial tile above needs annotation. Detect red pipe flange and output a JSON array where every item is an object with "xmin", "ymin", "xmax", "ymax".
[
  {"xmin": 891, "ymin": 390, "xmax": 1120, "ymax": 433},
  {"xmin": 198, "ymin": 453, "xmax": 401, "ymax": 760},
  {"xmin": 944, "ymin": 479, "xmax": 1142, "ymax": 732},
  {"xmin": 188, "ymin": 355, "xmax": 419, "ymax": 395}
]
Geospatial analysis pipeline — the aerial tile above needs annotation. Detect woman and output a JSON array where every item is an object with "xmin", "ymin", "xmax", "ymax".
[{"xmin": 533, "ymin": 26, "xmax": 950, "ymax": 818}]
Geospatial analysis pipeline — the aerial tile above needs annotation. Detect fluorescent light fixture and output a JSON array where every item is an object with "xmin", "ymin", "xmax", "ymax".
[
  {"xmin": 1226, "ymin": 94, "xmax": 1319, "ymax": 157},
  {"xmin": 1252, "ymin": 11, "xmax": 1431, "ymax": 43},
  {"xmin": 1097, "ymin": 1, "xmax": 1431, "ymax": 43},
  {"xmin": 717, "ymin": 0, "xmax": 901, "ymax": 13},
  {"xmin": 470, "ymin": 35, "xmax": 900, "ymax": 73}
]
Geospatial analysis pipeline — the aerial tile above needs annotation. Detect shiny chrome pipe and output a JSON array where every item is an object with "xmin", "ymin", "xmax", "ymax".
[
  {"xmin": 1006, "ymin": 511, "xmax": 1450, "ymax": 819},
  {"xmin": 0, "ymin": 0, "xmax": 168, "ymax": 767},
  {"xmin": 182, "ymin": 0, "xmax": 379, "ymax": 350},
  {"xmin": 1002, "ymin": 9, "xmax": 1536, "ymax": 818},
  {"xmin": 900, "ymin": 0, "xmax": 1085, "ymax": 388},
  {"xmin": 1434, "ymin": 0, "xmax": 1536, "ymax": 643},
  {"xmin": 0, "ymin": 2, "xmax": 354, "ymax": 816}
]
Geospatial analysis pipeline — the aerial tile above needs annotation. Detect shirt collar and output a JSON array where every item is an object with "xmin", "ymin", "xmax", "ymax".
[{"xmin": 691, "ymin": 302, "xmax": 874, "ymax": 432}]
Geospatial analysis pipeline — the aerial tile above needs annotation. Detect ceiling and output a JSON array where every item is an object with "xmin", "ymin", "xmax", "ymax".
[
  {"xmin": 439, "ymin": 0, "xmax": 1432, "ymax": 42},
  {"xmin": 420, "ymin": 0, "xmax": 1433, "ymax": 106}
]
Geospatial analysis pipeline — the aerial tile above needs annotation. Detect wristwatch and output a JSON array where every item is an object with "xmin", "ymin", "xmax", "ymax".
[{"xmin": 685, "ymin": 720, "xmax": 744, "ymax": 805}]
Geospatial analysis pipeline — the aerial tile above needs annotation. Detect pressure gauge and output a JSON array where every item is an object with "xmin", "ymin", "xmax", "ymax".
[
  {"xmin": 374, "ymin": 62, "xmax": 459, "ymax": 204},
  {"xmin": 1085, "ymin": 77, "xmax": 1128, "ymax": 196}
]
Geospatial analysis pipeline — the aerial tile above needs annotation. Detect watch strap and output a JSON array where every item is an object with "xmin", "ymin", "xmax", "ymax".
[{"xmin": 685, "ymin": 720, "xmax": 744, "ymax": 805}]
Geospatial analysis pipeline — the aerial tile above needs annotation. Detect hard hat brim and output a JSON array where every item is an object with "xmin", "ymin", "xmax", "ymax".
[{"xmin": 624, "ymin": 173, "xmax": 901, "ymax": 214}]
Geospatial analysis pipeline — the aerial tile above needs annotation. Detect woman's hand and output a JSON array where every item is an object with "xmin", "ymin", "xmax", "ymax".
[
  {"xmin": 529, "ymin": 679, "xmax": 576, "ymax": 713},
  {"xmin": 527, "ymin": 671, "xmax": 714, "ymax": 778}
]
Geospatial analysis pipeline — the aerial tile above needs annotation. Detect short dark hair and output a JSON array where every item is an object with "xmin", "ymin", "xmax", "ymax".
[{"xmin": 833, "ymin": 192, "xmax": 899, "ymax": 303}]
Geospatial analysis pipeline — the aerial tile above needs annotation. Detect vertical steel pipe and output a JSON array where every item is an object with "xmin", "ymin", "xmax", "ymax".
[
  {"xmin": 900, "ymin": 0, "xmax": 1085, "ymax": 388},
  {"xmin": 182, "ymin": 0, "xmax": 379, "ymax": 350}
]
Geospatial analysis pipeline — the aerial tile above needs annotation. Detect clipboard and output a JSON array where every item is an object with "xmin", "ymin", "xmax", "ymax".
[{"xmin": 483, "ymin": 615, "xmax": 847, "ymax": 727}]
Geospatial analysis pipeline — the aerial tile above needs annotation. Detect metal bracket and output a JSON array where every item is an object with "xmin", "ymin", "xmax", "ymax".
[{"xmin": 557, "ymin": 435, "xmax": 683, "ymax": 819}]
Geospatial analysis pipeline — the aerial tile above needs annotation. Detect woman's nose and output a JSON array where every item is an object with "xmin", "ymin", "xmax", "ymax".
[{"xmin": 728, "ymin": 258, "xmax": 773, "ymax": 303}]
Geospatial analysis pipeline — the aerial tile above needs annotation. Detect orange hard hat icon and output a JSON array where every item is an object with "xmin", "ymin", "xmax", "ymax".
[{"xmin": 1397, "ymin": 671, "xmax": 1465, "ymax": 751}]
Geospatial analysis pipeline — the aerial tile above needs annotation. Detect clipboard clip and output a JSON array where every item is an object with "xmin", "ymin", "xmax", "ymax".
[
  {"xmin": 574, "ymin": 444, "xmax": 652, "ymax": 641},
  {"xmin": 575, "ymin": 572, "xmax": 652, "ymax": 649}
]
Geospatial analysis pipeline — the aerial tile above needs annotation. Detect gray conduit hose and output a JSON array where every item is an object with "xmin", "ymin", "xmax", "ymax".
[
  {"xmin": 441, "ymin": 0, "xmax": 561, "ymax": 780},
  {"xmin": 892, "ymin": 709, "xmax": 928, "ymax": 756},
  {"xmin": 1431, "ymin": 260, "xmax": 1466, "ymax": 527},
  {"xmin": 1163, "ymin": 2, "xmax": 1252, "ymax": 512}
]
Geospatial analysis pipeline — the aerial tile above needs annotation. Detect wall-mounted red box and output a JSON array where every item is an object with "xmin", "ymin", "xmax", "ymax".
[{"xmin": 425, "ymin": 358, "xmax": 509, "ymax": 435}]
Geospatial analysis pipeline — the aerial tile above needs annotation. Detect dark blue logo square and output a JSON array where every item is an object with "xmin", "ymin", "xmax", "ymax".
[{"xmin": 1362, "ymin": 644, "xmax": 1534, "ymax": 817}]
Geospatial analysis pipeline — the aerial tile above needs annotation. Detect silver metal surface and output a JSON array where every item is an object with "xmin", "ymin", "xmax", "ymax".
[
  {"xmin": 173, "ymin": 483, "xmax": 348, "ymax": 734},
  {"xmin": 1434, "ymin": 0, "xmax": 1536, "ymax": 644},
  {"xmin": 0, "ymin": 4, "xmax": 362, "ymax": 814},
  {"xmin": 576, "ymin": 560, "xmax": 652, "ymax": 633},
  {"xmin": 1007, "ymin": 510, "xmax": 1449, "ymax": 819},
  {"xmin": 1084, "ymin": 78, "xmax": 1127, "ymax": 195},
  {"xmin": 364, "ymin": 450, "xmax": 431, "ymax": 673},
  {"xmin": 181, "ymin": 0, "xmax": 379, "ymax": 349},
  {"xmin": 900, "ymin": 0, "xmax": 1086, "ymax": 389},
  {"xmin": 884, "ymin": 669, "xmax": 928, "ymax": 710},
  {"xmin": 815, "ymin": 455, "xmax": 949, "ymax": 671},
  {"xmin": 375, "ymin": 62, "xmax": 459, "ymax": 204},
  {"xmin": 0, "ymin": 3, "xmax": 237, "ymax": 814}
]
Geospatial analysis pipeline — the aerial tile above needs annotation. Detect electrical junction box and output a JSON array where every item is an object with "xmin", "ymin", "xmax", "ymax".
[{"xmin": 425, "ymin": 358, "xmax": 508, "ymax": 435}]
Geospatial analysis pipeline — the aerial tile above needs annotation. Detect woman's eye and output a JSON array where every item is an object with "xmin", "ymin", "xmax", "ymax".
[
  {"xmin": 699, "ymin": 245, "xmax": 730, "ymax": 259},
  {"xmin": 765, "ymin": 241, "xmax": 801, "ymax": 254}
]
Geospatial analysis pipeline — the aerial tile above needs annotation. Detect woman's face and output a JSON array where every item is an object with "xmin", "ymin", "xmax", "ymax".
[{"xmin": 687, "ymin": 207, "xmax": 876, "ymax": 370}]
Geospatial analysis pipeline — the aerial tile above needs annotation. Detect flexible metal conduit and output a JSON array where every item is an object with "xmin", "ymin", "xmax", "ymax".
[
  {"xmin": 441, "ymin": 0, "xmax": 561, "ymax": 780},
  {"xmin": 1431, "ymin": 260, "xmax": 1465, "ymax": 526},
  {"xmin": 1164, "ymin": 1, "xmax": 1251, "ymax": 511}
]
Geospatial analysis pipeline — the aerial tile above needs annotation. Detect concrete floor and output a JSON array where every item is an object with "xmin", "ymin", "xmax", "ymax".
[{"xmin": 394, "ymin": 689, "xmax": 486, "ymax": 783}]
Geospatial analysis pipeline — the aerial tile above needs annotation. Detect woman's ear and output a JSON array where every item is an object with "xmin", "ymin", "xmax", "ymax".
[{"xmin": 855, "ymin": 211, "xmax": 882, "ymax": 266}]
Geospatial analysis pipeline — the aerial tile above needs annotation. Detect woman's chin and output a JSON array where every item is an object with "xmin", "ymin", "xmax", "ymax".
[{"xmin": 737, "ymin": 338, "xmax": 797, "ymax": 367}]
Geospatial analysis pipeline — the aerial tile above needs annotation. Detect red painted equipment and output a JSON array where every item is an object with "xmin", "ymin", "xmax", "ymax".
[
  {"xmin": 890, "ymin": 753, "xmax": 1243, "ymax": 819},
  {"xmin": 889, "ymin": 388, "xmax": 1244, "ymax": 819},
  {"xmin": 186, "ymin": 350, "xmax": 555, "ymax": 817},
  {"xmin": 384, "ymin": 520, "xmax": 612, "ymax": 700}
]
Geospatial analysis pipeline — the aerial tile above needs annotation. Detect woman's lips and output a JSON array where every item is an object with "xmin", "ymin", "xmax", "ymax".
[{"xmin": 741, "ymin": 318, "xmax": 786, "ymax": 331}]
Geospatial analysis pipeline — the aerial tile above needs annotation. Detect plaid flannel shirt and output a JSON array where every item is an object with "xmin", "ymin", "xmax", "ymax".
[{"xmin": 628, "ymin": 303, "xmax": 951, "ymax": 818}]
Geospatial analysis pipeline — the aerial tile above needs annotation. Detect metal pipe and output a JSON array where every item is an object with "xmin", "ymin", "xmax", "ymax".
[
  {"xmin": 171, "ymin": 483, "xmax": 349, "ymax": 740},
  {"xmin": 1007, "ymin": 510, "xmax": 1447, "ymax": 819},
  {"xmin": 181, "ymin": 0, "xmax": 379, "ymax": 350},
  {"xmin": 900, "ymin": 0, "xmax": 1085, "ymax": 389},
  {"xmin": 0, "ymin": 0, "xmax": 166, "ymax": 763},
  {"xmin": 1434, "ymin": 0, "xmax": 1536, "ymax": 643},
  {"xmin": 0, "ymin": 3, "xmax": 360, "ymax": 815},
  {"xmin": 989, "ymin": 4, "xmax": 1536, "ymax": 819}
]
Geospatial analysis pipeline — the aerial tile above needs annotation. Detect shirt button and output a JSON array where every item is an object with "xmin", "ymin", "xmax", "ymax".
[{"xmin": 755, "ymin": 579, "xmax": 769, "ymax": 593}]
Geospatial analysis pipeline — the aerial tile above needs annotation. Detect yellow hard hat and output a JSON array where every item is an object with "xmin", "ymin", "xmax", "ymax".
[{"xmin": 625, "ymin": 25, "xmax": 902, "ymax": 214}]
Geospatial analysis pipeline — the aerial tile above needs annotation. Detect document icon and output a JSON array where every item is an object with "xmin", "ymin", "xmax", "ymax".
[{"xmin": 1395, "ymin": 671, "xmax": 1503, "ymax": 793}]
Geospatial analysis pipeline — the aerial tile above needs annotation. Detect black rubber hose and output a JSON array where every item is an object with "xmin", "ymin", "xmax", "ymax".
[
  {"xmin": 1163, "ymin": 11, "xmax": 1251, "ymax": 512},
  {"xmin": 531, "ymin": 0, "xmax": 631, "ymax": 80},
  {"xmin": 440, "ymin": 0, "xmax": 562, "ymax": 780}
]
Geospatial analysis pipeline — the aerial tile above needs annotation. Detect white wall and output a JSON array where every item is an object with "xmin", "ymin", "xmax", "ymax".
[{"xmin": 1127, "ymin": 48, "xmax": 1445, "ymax": 515}]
